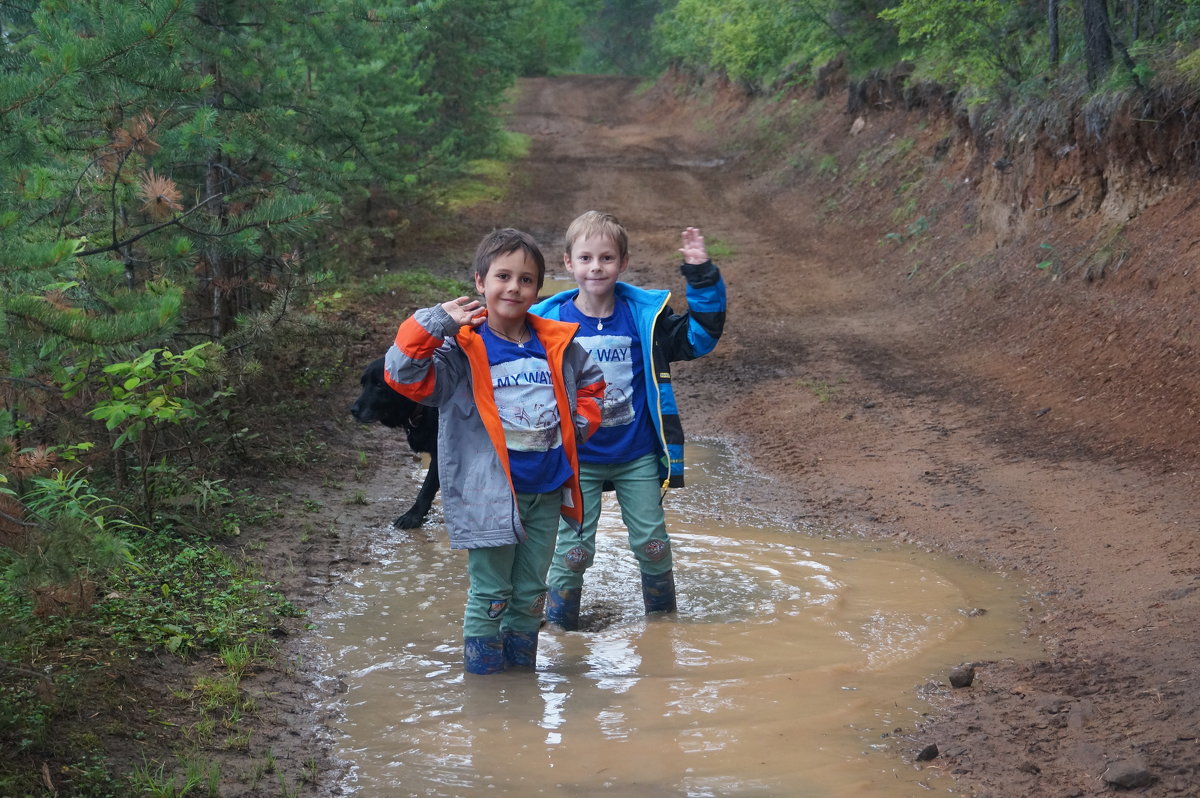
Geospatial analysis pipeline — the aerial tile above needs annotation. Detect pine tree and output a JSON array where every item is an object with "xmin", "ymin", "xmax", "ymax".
[{"xmin": 0, "ymin": 0, "xmax": 534, "ymax": 521}]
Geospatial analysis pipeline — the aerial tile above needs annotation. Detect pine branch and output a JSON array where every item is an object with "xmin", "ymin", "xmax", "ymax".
[
  {"xmin": 0, "ymin": 376, "xmax": 55, "ymax": 393},
  {"xmin": 1, "ymin": 0, "xmax": 186, "ymax": 115},
  {"xmin": 73, "ymin": 194, "xmax": 222, "ymax": 258},
  {"xmin": 174, "ymin": 201, "xmax": 325, "ymax": 240},
  {"xmin": 0, "ymin": 507, "xmax": 38, "ymax": 529}
]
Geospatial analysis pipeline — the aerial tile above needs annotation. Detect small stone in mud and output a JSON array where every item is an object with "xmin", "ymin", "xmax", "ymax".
[
  {"xmin": 1035, "ymin": 694, "xmax": 1070, "ymax": 714},
  {"xmin": 915, "ymin": 743, "xmax": 939, "ymax": 762},
  {"xmin": 949, "ymin": 664, "xmax": 976, "ymax": 688},
  {"xmin": 1161, "ymin": 585, "xmax": 1197, "ymax": 601},
  {"xmin": 1102, "ymin": 758, "xmax": 1153, "ymax": 789},
  {"xmin": 1067, "ymin": 698, "xmax": 1096, "ymax": 730}
]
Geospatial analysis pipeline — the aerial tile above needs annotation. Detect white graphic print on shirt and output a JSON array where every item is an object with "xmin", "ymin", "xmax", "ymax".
[
  {"xmin": 578, "ymin": 333, "xmax": 635, "ymax": 428},
  {"xmin": 491, "ymin": 357, "xmax": 562, "ymax": 452}
]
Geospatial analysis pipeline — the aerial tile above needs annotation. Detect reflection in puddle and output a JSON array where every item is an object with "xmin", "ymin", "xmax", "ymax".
[
  {"xmin": 315, "ymin": 441, "xmax": 1039, "ymax": 796},
  {"xmin": 538, "ymin": 275, "xmax": 577, "ymax": 299}
]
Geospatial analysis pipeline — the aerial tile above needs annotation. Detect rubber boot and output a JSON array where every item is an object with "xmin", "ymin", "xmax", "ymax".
[
  {"xmin": 544, "ymin": 587, "xmax": 582, "ymax": 631},
  {"xmin": 641, "ymin": 569, "xmax": 677, "ymax": 615},
  {"xmin": 503, "ymin": 629, "xmax": 539, "ymax": 669},
  {"xmin": 463, "ymin": 635, "xmax": 505, "ymax": 674}
]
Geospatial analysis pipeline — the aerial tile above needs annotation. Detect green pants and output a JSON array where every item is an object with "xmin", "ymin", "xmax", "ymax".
[
  {"xmin": 548, "ymin": 453, "xmax": 672, "ymax": 590},
  {"xmin": 463, "ymin": 490, "xmax": 560, "ymax": 637}
]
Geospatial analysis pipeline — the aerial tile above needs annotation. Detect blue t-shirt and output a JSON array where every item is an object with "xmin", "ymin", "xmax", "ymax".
[
  {"xmin": 559, "ymin": 298, "xmax": 656, "ymax": 464},
  {"xmin": 480, "ymin": 325, "xmax": 573, "ymax": 494}
]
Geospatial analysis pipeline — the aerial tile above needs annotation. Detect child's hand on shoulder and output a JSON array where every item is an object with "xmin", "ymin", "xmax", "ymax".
[
  {"xmin": 680, "ymin": 227, "xmax": 709, "ymax": 265},
  {"xmin": 441, "ymin": 296, "xmax": 486, "ymax": 329}
]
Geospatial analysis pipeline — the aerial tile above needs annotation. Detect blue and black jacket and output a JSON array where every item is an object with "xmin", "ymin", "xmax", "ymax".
[{"xmin": 531, "ymin": 259, "xmax": 726, "ymax": 487}]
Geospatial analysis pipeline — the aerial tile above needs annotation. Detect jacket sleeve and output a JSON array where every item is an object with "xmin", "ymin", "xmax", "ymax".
[
  {"xmin": 382, "ymin": 304, "xmax": 467, "ymax": 406},
  {"xmin": 655, "ymin": 259, "xmax": 726, "ymax": 362},
  {"xmin": 566, "ymin": 341, "xmax": 605, "ymax": 443}
]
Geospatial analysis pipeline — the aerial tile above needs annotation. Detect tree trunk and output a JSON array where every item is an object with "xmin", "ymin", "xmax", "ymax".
[
  {"xmin": 1048, "ymin": 0, "xmax": 1060, "ymax": 68},
  {"xmin": 1081, "ymin": 0, "xmax": 1114, "ymax": 88},
  {"xmin": 206, "ymin": 155, "xmax": 232, "ymax": 338},
  {"xmin": 197, "ymin": 0, "xmax": 232, "ymax": 338}
]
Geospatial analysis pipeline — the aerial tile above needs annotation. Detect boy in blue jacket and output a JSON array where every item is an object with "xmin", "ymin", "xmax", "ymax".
[
  {"xmin": 530, "ymin": 210, "xmax": 726, "ymax": 629},
  {"xmin": 384, "ymin": 228, "xmax": 605, "ymax": 673}
]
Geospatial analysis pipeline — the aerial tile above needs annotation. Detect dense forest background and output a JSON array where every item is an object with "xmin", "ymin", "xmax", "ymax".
[{"xmin": 4, "ymin": 1, "xmax": 1200, "ymax": 794}]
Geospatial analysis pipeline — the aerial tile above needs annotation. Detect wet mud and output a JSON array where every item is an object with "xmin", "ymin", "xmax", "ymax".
[{"xmin": 295, "ymin": 74, "xmax": 1200, "ymax": 796}]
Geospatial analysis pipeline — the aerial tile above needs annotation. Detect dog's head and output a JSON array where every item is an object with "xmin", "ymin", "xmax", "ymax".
[{"xmin": 350, "ymin": 357, "xmax": 424, "ymax": 430}]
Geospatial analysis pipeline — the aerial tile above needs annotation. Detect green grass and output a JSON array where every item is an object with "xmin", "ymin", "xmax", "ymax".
[
  {"xmin": 444, "ymin": 131, "xmax": 531, "ymax": 210},
  {"xmin": 932, "ymin": 261, "xmax": 971, "ymax": 288},
  {"xmin": 0, "ymin": 538, "xmax": 296, "ymax": 792},
  {"xmin": 798, "ymin": 377, "xmax": 842, "ymax": 403},
  {"xmin": 704, "ymin": 237, "xmax": 734, "ymax": 260},
  {"xmin": 816, "ymin": 153, "xmax": 839, "ymax": 177},
  {"xmin": 361, "ymin": 269, "xmax": 473, "ymax": 305}
]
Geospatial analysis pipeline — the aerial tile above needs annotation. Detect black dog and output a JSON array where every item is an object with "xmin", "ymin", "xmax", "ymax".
[{"xmin": 350, "ymin": 357, "xmax": 439, "ymax": 529}]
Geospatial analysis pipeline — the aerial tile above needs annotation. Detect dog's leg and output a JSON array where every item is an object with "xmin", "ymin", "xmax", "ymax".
[{"xmin": 393, "ymin": 457, "xmax": 440, "ymax": 529}]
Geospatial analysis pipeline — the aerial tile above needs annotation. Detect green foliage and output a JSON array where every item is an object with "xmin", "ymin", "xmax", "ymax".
[
  {"xmin": 648, "ymin": 0, "xmax": 1200, "ymax": 100},
  {"xmin": 364, "ymin": 269, "xmax": 474, "ymax": 305},
  {"xmin": 879, "ymin": 0, "xmax": 1044, "ymax": 88},
  {"xmin": 3, "ymin": 471, "xmax": 138, "ymax": 612},
  {"xmin": 703, "ymin": 237, "xmax": 734, "ymax": 260},
  {"xmin": 1035, "ymin": 241, "xmax": 1057, "ymax": 275},
  {"xmin": 0, "ymin": 0, "xmax": 540, "ymax": 393},
  {"xmin": 81, "ymin": 342, "xmax": 233, "ymax": 517},
  {"xmin": 657, "ymin": 0, "xmax": 816, "ymax": 87},
  {"xmin": 655, "ymin": 0, "xmax": 898, "ymax": 88},
  {"xmin": 440, "ymin": 129, "xmax": 532, "ymax": 209},
  {"xmin": 798, "ymin": 376, "xmax": 841, "ymax": 403},
  {"xmin": 577, "ymin": 0, "xmax": 667, "ymax": 76},
  {"xmin": 87, "ymin": 344, "xmax": 221, "ymax": 450},
  {"xmin": 507, "ymin": 0, "xmax": 593, "ymax": 76},
  {"xmin": 85, "ymin": 529, "xmax": 301, "ymax": 657},
  {"xmin": 1175, "ymin": 45, "xmax": 1200, "ymax": 84},
  {"xmin": 129, "ymin": 756, "xmax": 221, "ymax": 798},
  {"xmin": 0, "ymin": 1, "xmax": 582, "ymax": 792}
]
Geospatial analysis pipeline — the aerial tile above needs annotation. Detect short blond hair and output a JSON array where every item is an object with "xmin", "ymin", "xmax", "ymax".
[{"xmin": 563, "ymin": 210, "xmax": 628, "ymax": 262}]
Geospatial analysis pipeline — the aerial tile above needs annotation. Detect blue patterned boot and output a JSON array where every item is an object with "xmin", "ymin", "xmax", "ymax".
[
  {"xmin": 544, "ymin": 587, "xmax": 582, "ymax": 631},
  {"xmin": 503, "ymin": 630, "xmax": 539, "ymax": 669},
  {"xmin": 463, "ymin": 635, "xmax": 505, "ymax": 674},
  {"xmin": 641, "ymin": 570, "xmax": 677, "ymax": 615}
]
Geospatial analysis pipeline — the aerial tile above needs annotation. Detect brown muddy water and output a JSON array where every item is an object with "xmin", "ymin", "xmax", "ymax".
[{"xmin": 313, "ymin": 441, "xmax": 1040, "ymax": 797}]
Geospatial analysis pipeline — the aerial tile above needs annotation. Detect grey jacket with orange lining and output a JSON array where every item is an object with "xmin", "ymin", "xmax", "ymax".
[{"xmin": 383, "ymin": 304, "xmax": 606, "ymax": 549}]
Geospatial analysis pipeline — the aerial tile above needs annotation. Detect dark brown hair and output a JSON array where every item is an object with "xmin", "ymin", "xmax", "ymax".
[{"xmin": 472, "ymin": 228, "xmax": 546, "ymax": 289}]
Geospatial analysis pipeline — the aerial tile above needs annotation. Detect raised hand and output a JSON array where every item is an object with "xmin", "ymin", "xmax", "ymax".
[
  {"xmin": 680, "ymin": 227, "xmax": 709, "ymax": 265},
  {"xmin": 441, "ymin": 296, "xmax": 486, "ymax": 329}
]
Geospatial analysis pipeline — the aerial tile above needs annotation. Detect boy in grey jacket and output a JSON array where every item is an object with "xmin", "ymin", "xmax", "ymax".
[{"xmin": 384, "ymin": 228, "xmax": 605, "ymax": 673}]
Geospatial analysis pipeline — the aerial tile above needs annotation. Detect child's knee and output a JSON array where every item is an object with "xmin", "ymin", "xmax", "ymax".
[
  {"xmin": 562, "ymin": 543, "xmax": 593, "ymax": 572},
  {"xmin": 640, "ymin": 538, "xmax": 671, "ymax": 564}
]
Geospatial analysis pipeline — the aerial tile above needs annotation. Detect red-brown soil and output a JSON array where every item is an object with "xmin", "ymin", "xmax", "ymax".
[
  {"xmin": 276, "ymin": 73, "xmax": 1199, "ymax": 797},
  {"xmin": 459, "ymin": 74, "xmax": 1198, "ymax": 797}
]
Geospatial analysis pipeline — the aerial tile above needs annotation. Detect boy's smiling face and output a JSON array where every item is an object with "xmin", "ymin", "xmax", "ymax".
[
  {"xmin": 564, "ymin": 233, "xmax": 629, "ymax": 302},
  {"xmin": 475, "ymin": 249, "xmax": 540, "ymax": 326}
]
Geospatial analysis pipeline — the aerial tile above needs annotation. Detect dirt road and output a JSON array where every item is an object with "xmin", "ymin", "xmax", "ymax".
[{"xmin": 446, "ymin": 75, "xmax": 1199, "ymax": 796}]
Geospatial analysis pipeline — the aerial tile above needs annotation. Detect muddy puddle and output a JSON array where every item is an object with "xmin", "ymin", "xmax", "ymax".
[{"xmin": 314, "ymin": 441, "xmax": 1040, "ymax": 796}]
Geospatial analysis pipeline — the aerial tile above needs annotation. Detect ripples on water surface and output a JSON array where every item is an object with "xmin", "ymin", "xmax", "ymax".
[{"xmin": 315, "ymin": 441, "xmax": 1039, "ymax": 796}]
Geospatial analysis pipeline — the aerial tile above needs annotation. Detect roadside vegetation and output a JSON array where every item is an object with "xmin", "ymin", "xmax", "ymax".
[{"xmin": 4, "ymin": 0, "xmax": 1200, "ymax": 794}]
